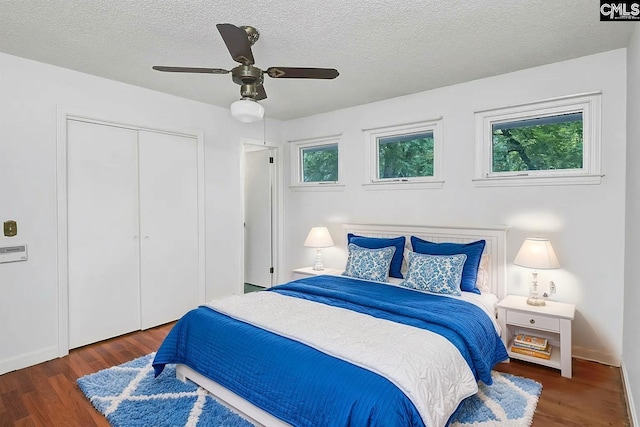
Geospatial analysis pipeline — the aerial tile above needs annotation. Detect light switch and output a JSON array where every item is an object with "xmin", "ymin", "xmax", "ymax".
[{"xmin": 4, "ymin": 220, "xmax": 17, "ymax": 237}]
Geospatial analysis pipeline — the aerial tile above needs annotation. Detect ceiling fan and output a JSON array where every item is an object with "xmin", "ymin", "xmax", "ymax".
[{"xmin": 153, "ymin": 23, "xmax": 339, "ymax": 122}]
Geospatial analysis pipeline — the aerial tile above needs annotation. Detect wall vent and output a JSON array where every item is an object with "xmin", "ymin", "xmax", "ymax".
[{"xmin": 0, "ymin": 244, "xmax": 28, "ymax": 263}]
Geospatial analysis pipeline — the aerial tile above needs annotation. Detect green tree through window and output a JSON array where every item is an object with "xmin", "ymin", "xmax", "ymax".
[
  {"xmin": 378, "ymin": 132, "xmax": 434, "ymax": 179},
  {"xmin": 302, "ymin": 144, "xmax": 338, "ymax": 182},
  {"xmin": 492, "ymin": 113, "xmax": 583, "ymax": 173}
]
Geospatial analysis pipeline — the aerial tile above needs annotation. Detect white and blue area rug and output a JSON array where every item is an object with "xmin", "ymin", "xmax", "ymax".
[
  {"xmin": 78, "ymin": 353, "xmax": 541, "ymax": 427},
  {"xmin": 450, "ymin": 371, "xmax": 542, "ymax": 426},
  {"xmin": 77, "ymin": 353, "xmax": 254, "ymax": 427}
]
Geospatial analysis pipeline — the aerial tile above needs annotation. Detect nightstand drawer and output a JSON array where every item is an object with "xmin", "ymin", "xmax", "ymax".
[{"xmin": 506, "ymin": 311, "xmax": 560, "ymax": 332}]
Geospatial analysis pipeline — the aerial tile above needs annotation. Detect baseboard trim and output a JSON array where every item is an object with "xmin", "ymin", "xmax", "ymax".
[
  {"xmin": 621, "ymin": 360, "xmax": 638, "ymax": 427},
  {"xmin": 0, "ymin": 346, "xmax": 58, "ymax": 375},
  {"xmin": 572, "ymin": 346, "xmax": 620, "ymax": 367}
]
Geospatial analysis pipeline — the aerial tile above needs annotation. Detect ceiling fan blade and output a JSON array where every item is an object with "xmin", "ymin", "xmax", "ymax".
[
  {"xmin": 266, "ymin": 67, "xmax": 339, "ymax": 79},
  {"xmin": 256, "ymin": 85, "xmax": 267, "ymax": 101},
  {"xmin": 216, "ymin": 23, "xmax": 254, "ymax": 65},
  {"xmin": 153, "ymin": 66, "xmax": 229, "ymax": 74}
]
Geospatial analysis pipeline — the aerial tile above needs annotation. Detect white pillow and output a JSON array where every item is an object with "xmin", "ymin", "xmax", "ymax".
[
  {"xmin": 476, "ymin": 254, "xmax": 490, "ymax": 292},
  {"xmin": 400, "ymin": 247, "xmax": 411, "ymax": 276}
]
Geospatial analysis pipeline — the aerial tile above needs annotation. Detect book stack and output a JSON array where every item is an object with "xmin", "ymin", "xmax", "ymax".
[{"xmin": 510, "ymin": 333, "xmax": 552, "ymax": 360}]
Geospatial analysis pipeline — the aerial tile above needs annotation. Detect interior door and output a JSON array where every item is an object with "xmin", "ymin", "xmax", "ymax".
[
  {"xmin": 244, "ymin": 147, "xmax": 274, "ymax": 288},
  {"xmin": 138, "ymin": 130, "xmax": 199, "ymax": 329},
  {"xmin": 67, "ymin": 120, "xmax": 141, "ymax": 349}
]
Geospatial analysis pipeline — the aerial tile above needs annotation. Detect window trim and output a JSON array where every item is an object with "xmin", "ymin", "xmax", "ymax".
[
  {"xmin": 474, "ymin": 92, "xmax": 602, "ymax": 187},
  {"xmin": 363, "ymin": 119, "xmax": 444, "ymax": 190},
  {"xmin": 289, "ymin": 134, "xmax": 344, "ymax": 191}
]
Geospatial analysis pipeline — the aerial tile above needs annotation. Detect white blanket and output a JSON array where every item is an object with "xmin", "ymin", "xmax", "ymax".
[{"xmin": 207, "ymin": 292, "xmax": 477, "ymax": 427}]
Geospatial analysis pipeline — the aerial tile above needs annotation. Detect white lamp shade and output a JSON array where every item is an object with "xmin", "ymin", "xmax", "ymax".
[
  {"xmin": 304, "ymin": 227, "xmax": 334, "ymax": 248},
  {"xmin": 230, "ymin": 98, "xmax": 264, "ymax": 123},
  {"xmin": 514, "ymin": 238, "xmax": 560, "ymax": 270}
]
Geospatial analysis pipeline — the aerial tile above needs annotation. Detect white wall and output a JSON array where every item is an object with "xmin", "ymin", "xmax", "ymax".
[
  {"xmin": 624, "ymin": 25, "xmax": 640, "ymax": 426},
  {"xmin": 0, "ymin": 52, "xmax": 283, "ymax": 373},
  {"xmin": 283, "ymin": 49, "xmax": 627, "ymax": 365}
]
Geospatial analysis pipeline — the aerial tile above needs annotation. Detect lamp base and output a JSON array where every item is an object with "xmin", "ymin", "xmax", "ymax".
[
  {"xmin": 312, "ymin": 248, "xmax": 324, "ymax": 271},
  {"xmin": 527, "ymin": 295, "xmax": 546, "ymax": 306},
  {"xmin": 527, "ymin": 271, "xmax": 545, "ymax": 306}
]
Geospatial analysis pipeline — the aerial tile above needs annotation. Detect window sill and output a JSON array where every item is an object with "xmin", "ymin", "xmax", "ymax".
[
  {"xmin": 473, "ymin": 174, "xmax": 603, "ymax": 187},
  {"xmin": 362, "ymin": 180, "xmax": 444, "ymax": 190},
  {"xmin": 289, "ymin": 183, "xmax": 346, "ymax": 192}
]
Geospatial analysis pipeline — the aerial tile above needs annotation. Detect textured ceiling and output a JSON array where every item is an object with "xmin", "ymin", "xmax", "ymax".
[{"xmin": 0, "ymin": 0, "xmax": 634, "ymax": 120}]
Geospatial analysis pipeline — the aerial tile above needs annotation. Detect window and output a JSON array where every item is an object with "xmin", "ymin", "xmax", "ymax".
[
  {"xmin": 475, "ymin": 92, "xmax": 602, "ymax": 186},
  {"xmin": 301, "ymin": 144, "xmax": 338, "ymax": 182},
  {"xmin": 492, "ymin": 113, "xmax": 583, "ymax": 173},
  {"xmin": 290, "ymin": 135, "xmax": 343, "ymax": 190},
  {"xmin": 364, "ymin": 119, "xmax": 443, "ymax": 189}
]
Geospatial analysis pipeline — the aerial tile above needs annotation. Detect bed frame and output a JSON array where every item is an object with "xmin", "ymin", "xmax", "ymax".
[{"xmin": 176, "ymin": 223, "xmax": 509, "ymax": 426}]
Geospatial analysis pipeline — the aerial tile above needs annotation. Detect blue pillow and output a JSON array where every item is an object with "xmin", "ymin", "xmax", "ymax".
[
  {"xmin": 342, "ymin": 243, "xmax": 396, "ymax": 282},
  {"xmin": 348, "ymin": 233, "xmax": 405, "ymax": 279},
  {"xmin": 410, "ymin": 237, "xmax": 486, "ymax": 294},
  {"xmin": 400, "ymin": 252, "xmax": 467, "ymax": 295}
]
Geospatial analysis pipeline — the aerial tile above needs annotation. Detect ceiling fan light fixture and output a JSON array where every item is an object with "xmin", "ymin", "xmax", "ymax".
[
  {"xmin": 153, "ymin": 23, "xmax": 338, "ymax": 122},
  {"xmin": 230, "ymin": 98, "xmax": 264, "ymax": 123}
]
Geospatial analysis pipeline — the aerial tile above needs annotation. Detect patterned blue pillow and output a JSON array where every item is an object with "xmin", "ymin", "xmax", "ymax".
[
  {"xmin": 400, "ymin": 252, "xmax": 467, "ymax": 295},
  {"xmin": 342, "ymin": 243, "xmax": 396, "ymax": 282},
  {"xmin": 410, "ymin": 237, "xmax": 486, "ymax": 294},
  {"xmin": 347, "ymin": 234, "xmax": 406, "ymax": 279}
]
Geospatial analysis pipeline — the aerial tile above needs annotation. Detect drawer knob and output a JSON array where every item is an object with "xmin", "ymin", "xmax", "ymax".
[{"xmin": 530, "ymin": 319, "xmax": 535, "ymax": 324}]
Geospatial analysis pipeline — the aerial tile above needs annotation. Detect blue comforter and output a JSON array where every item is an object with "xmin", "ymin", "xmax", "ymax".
[{"xmin": 153, "ymin": 275, "xmax": 507, "ymax": 427}]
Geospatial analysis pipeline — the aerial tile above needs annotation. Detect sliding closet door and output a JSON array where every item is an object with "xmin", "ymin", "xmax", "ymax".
[
  {"xmin": 138, "ymin": 130, "xmax": 199, "ymax": 329},
  {"xmin": 67, "ymin": 120, "xmax": 141, "ymax": 349}
]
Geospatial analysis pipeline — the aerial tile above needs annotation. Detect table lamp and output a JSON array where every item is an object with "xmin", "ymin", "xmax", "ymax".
[
  {"xmin": 513, "ymin": 237, "xmax": 560, "ymax": 306},
  {"xmin": 304, "ymin": 227, "xmax": 334, "ymax": 271}
]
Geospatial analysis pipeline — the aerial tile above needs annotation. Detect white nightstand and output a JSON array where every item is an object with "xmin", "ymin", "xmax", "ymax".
[
  {"xmin": 497, "ymin": 295, "xmax": 576, "ymax": 378},
  {"xmin": 291, "ymin": 266, "xmax": 342, "ymax": 280}
]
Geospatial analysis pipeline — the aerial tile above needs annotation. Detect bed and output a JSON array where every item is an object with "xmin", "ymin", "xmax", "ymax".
[{"xmin": 153, "ymin": 224, "xmax": 510, "ymax": 427}]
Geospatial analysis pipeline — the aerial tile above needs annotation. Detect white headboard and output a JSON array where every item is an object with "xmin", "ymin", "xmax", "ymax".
[{"xmin": 343, "ymin": 224, "xmax": 509, "ymax": 299}]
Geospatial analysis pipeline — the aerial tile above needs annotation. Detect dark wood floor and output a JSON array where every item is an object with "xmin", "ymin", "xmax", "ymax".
[
  {"xmin": 495, "ymin": 358, "xmax": 630, "ymax": 426},
  {"xmin": 0, "ymin": 323, "xmax": 630, "ymax": 426}
]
